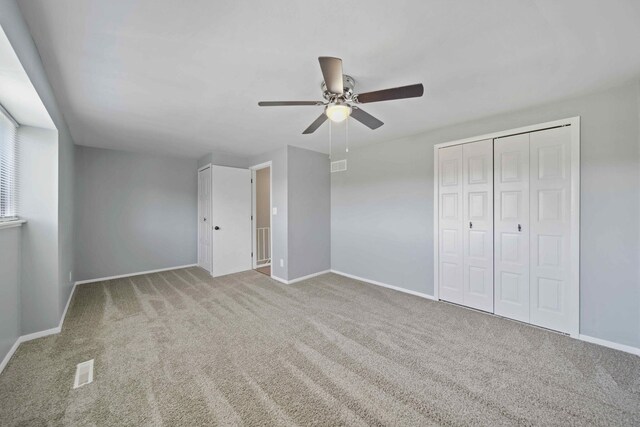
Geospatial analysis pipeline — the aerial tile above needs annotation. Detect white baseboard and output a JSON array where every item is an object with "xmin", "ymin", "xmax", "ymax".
[
  {"xmin": 270, "ymin": 275, "xmax": 288, "ymax": 284},
  {"xmin": 1, "ymin": 265, "xmax": 198, "ymax": 374},
  {"xmin": 330, "ymin": 270, "xmax": 438, "ymax": 301},
  {"xmin": 330, "ymin": 270, "xmax": 639, "ymax": 357},
  {"xmin": 19, "ymin": 279, "xmax": 77, "ymax": 343},
  {"xmin": 59, "ymin": 282, "xmax": 77, "ymax": 330},
  {"xmin": 0, "ymin": 326, "xmax": 62, "ymax": 374},
  {"xmin": 74, "ymin": 264, "xmax": 198, "ymax": 285},
  {"xmin": 288, "ymin": 270, "xmax": 331, "ymax": 284},
  {"xmin": 4, "ymin": 268, "xmax": 635, "ymax": 376},
  {"xmin": 0, "ymin": 340, "xmax": 21, "ymax": 375},
  {"xmin": 578, "ymin": 334, "xmax": 640, "ymax": 356},
  {"xmin": 0, "ymin": 284, "xmax": 78, "ymax": 375},
  {"xmin": 19, "ymin": 327, "xmax": 61, "ymax": 342},
  {"xmin": 271, "ymin": 269, "xmax": 331, "ymax": 285}
]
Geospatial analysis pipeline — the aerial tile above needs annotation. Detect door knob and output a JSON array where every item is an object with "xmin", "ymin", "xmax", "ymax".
[
  {"xmin": 203, "ymin": 217, "xmax": 207, "ymax": 222},
  {"xmin": 518, "ymin": 224, "xmax": 522, "ymax": 232},
  {"xmin": 214, "ymin": 226, "xmax": 220, "ymax": 230},
  {"xmin": 469, "ymin": 222, "xmax": 473, "ymax": 229}
]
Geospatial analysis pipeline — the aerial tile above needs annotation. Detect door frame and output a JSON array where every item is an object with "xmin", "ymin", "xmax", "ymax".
[
  {"xmin": 197, "ymin": 163, "xmax": 213, "ymax": 274},
  {"xmin": 433, "ymin": 116, "xmax": 580, "ymax": 337},
  {"xmin": 249, "ymin": 161, "xmax": 273, "ymax": 273}
]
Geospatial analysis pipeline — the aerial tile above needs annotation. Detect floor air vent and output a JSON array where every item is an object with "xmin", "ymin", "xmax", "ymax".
[
  {"xmin": 331, "ymin": 159, "xmax": 347, "ymax": 173},
  {"xmin": 73, "ymin": 359, "xmax": 94, "ymax": 388}
]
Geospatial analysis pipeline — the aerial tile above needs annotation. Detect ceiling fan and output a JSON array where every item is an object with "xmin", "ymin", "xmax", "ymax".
[{"xmin": 258, "ymin": 57, "xmax": 424, "ymax": 134}]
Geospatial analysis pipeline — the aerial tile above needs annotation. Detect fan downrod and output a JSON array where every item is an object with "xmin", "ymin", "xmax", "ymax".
[{"xmin": 321, "ymin": 75, "xmax": 355, "ymax": 101}]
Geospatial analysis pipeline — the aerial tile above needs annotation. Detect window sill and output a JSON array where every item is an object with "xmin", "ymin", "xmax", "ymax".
[{"xmin": 0, "ymin": 220, "xmax": 26, "ymax": 230}]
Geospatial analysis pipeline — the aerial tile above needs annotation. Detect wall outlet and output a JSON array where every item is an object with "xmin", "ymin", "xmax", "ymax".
[
  {"xmin": 272, "ymin": 207, "xmax": 278, "ymax": 215},
  {"xmin": 280, "ymin": 259, "xmax": 284, "ymax": 267}
]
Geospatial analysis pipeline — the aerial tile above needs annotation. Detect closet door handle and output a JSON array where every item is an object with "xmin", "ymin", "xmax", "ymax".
[
  {"xmin": 518, "ymin": 224, "xmax": 522, "ymax": 232},
  {"xmin": 469, "ymin": 222, "xmax": 473, "ymax": 229}
]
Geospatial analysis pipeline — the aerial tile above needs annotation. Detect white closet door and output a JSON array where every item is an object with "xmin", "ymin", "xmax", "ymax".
[
  {"xmin": 211, "ymin": 165, "xmax": 252, "ymax": 277},
  {"xmin": 529, "ymin": 126, "xmax": 572, "ymax": 333},
  {"xmin": 462, "ymin": 139, "xmax": 494, "ymax": 312},
  {"xmin": 494, "ymin": 134, "xmax": 530, "ymax": 322},
  {"xmin": 438, "ymin": 145, "xmax": 464, "ymax": 305}
]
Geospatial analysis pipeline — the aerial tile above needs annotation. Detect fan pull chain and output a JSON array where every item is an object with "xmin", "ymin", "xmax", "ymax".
[
  {"xmin": 329, "ymin": 119, "xmax": 332, "ymax": 160},
  {"xmin": 346, "ymin": 117, "xmax": 349, "ymax": 153}
]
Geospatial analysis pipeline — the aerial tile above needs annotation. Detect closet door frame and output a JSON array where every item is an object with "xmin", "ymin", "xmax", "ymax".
[
  {"xmin": 198, "ymin": 163, "xmax": 213, "ymax": 274},
  {"xmin": 433, "ymin": 116, "xmax": 580, "ymax": 338}
]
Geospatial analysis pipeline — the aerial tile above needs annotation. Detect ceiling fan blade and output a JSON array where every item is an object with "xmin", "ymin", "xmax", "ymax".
[
  {"xmin": 302, "ymin": 113, "xmax": 328, "ymax": 134},
  {"xmin": 258, "ymin": 101, "xmax": 324, "ymax": 106},
  {"xmin": 318, "ymin": 57, "xmax": 344, "ymax": 95},
  {"xmin": 356, "ymin": 83, "xmax": 424, "ymax": 104},
  {"xmin": 350, "ymin": 107, "xmax": 384, "ymax": 130}
]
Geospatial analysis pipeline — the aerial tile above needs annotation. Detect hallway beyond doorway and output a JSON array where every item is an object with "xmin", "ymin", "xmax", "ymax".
[{"xmin": 255, "ymin": 265, "xmax": 271, "ymax": 276}]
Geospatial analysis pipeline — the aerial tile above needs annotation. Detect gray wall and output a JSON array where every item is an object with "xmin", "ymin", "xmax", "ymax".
[
  {"xmin": 19, "ymin": 126, "xmax": 60, "ymax": 333},
  {"xmin": 331, "ymin": 135, "xmax": 432, "ymax": 292},
  {"xmin": 256, "ymin": 167, "xmax": 270, "ymax": 229},
  {"xmin": 201, "ymin": 146, "xmax": 332, "ymax": 281},
  {"xmin": 287, "ymin": 146, "xmax": 331, "ymax": 280},
  {"xmin": 197, "ymin": 150, "xmax": 249, "ymax": 169},
  {"xmin": 248, "ymin": 147, "xmax": 289, "ymax": 279},
  {"xmin": 332, "ymin": 80, "xmax": 640, "ymax": 348},
  {"xmin": 75, "ymin": 146, "xmax": 198, "ymax": 281},
  {"xmin": 57, "ymin": 119, "xmax": 74, "ymax": 318},
  {"xmin": 1, "ymin": 0, "xmax": 76, "ymax": 323},
  {"xmin": 0, "ymin": 227, "xmax": 20, "ymax": 363}
]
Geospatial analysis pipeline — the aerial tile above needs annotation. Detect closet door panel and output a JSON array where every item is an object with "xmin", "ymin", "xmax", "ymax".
[
  {"xmin": 438, "ymin": 145, "xmax": 464, "ymax": 304},
  {"xmin": 529, "ymin": 126, "xmax": 572, "ymax": 333},
  {"xmin": 494, "ymin": 134, "xmax": 530, "ymax": 322},
  {"xmin": 462, "ymin": 139, "xmax": 493, "ymax": 312}
]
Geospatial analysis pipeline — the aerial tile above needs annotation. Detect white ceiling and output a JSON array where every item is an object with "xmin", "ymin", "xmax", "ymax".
[{"xmin": 17, "ymin": 0, "xmax": 640, "ymax": 158}]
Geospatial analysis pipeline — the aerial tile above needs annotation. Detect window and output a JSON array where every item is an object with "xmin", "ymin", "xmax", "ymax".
[{"xmin": 0, "ymin": 105, "xmax": 18, "ymax": 221}]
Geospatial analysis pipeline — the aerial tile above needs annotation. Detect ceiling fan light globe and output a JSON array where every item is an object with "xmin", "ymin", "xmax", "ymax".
[{"xmin": 325, "ymin": 104, "xmax": 351, "ymax": 123}]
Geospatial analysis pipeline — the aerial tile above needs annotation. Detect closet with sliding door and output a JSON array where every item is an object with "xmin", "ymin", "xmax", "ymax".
[{"xmin": 434, "ymin": 118, "xmax": 579, "ymax": 336}]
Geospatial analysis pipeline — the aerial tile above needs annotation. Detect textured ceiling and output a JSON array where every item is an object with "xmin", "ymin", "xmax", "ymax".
[{"xmin": 17, "ymin": 0, "xmax": 640, "ymax": 158}]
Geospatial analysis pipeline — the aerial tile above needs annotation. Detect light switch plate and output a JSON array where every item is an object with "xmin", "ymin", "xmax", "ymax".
[{"xmin": 272, "ymin": 207, "xmax": 277, "ymax": 215}]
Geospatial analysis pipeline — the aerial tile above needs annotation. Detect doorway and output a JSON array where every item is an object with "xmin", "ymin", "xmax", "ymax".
[{"xmin": 251, "ymin": 162, "xmax": 272, "ymax": 277}]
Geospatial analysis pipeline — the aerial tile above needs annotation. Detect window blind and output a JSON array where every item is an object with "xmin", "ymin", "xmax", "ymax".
[{"xmin": 0, "ymin": 106, "xmax": 18, "ymax": 221}]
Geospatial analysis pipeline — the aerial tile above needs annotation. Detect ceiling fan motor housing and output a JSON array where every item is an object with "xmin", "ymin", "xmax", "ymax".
[{"xmin": 322, "ymin": 75, "xmax": 355, "ymax": 102}]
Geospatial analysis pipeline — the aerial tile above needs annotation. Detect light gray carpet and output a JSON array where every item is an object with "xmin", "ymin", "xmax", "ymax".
[{"xmin": 0, "ymin": 268, "xmax": 638, "ymax": 426}]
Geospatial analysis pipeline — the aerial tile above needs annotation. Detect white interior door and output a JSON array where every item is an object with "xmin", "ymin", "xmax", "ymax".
[
  {"xmin": 211, "ymin": 165, "xmax": 252, "ymax": 277},
  {"xmin": 529, "ymin": 126, "xmax": 572, "ymax": 333},
  {"xmin": 198, "ymin": 166, "xmax": 212, "ymax": 273},
  {"xmin": 438, "ymin": 145, "xmax": 464, "ymax": 305},
  {"xmin": 462, "ymin": 139, "xmax": 494, "ymax": 312},
  {"xmin": 494, "ymin": 134, "xmax": 530, "ymax": 322}
]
